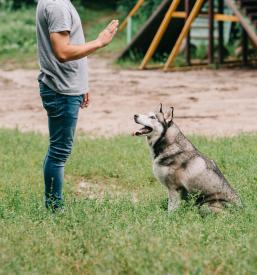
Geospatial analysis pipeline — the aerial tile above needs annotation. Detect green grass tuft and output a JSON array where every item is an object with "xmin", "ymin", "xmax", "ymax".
[{"xmin": 0, "ymin": 129, "xmax": 256, "ymax": 274}]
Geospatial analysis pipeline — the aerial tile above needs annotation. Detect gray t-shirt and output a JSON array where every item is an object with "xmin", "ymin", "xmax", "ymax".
[{"xmin": 36, "ymin": 0, "xmax": 88, "ymax": 95}]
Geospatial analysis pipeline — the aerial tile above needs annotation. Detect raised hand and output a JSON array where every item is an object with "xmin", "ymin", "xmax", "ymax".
[{"xmin": 97, "ymin": 20, "xmax": 119, "ymax": 47}]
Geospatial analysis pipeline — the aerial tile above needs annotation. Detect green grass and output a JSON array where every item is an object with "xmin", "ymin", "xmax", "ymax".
[
  {"xmin": 0, "ymin": 8, "xmax": 37, "ymax": 69},
  {"xmin": 0, "ymin": 128, "xmax": 256, "ymax": 274}
]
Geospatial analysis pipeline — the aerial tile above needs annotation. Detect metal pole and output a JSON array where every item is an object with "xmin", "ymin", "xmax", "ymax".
[
  {"xmin": 208, "ymin": 0, "xmax": 214, "ymax": 64},
  {"xmin": 242, "ymin": 28, "xmax": 248, "ymax": 66},
  {"xmin": 185, "ymin": 0, "xmax": 191, "ymax": 66},
  {"xmin": 218, "ymin": 0, "xmax": 224, "ymax": 64}
]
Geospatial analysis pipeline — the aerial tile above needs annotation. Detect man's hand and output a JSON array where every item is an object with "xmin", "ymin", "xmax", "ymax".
[
  {"xmin": 81, "ymin": 93, "xmax": 90, "ymax": 109},
  {"xmin": 96, "ymin": 20, "xmax": 119, "ymax": 48}
]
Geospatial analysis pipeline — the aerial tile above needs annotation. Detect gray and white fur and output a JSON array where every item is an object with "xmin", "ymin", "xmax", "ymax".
[{"xmin": 133, "ymin": 104, "xmax": 241, "ymax": 213}]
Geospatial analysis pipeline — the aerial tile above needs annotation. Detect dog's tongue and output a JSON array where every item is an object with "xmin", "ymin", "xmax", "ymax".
[
  {"xmin": 133, "ymin": 130, "xmax": 142, "ymax": 136},
  {"xmin": 132, "ymin": 127, "xmax": 150, "ymax": 136}
]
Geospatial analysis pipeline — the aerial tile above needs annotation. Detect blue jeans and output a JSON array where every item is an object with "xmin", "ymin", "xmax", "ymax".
[{"xmin": 39, "ymin": 81, "xmax": 83, "ymax": 210}]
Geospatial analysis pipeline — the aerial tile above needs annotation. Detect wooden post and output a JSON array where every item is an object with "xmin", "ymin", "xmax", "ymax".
[
  {"xmin": 218, "ymin": 0, "xmax": 224, "ymax": 64},
  {"xmin": 119, "ymin": 0, "xmax": 145, "ymax": 32},
  {"xmin": 185, "ymin": 0, "xmax": 191, "ymax": 66},
  {"xmin": 242, "ymin": 28, "xmax": 248, "ymax": 66},
  {"xmin": 164, "ymin": 0, "xmax": 205, "ymax": 71},
  {"xmin": 139, "ymin": 0, "xmax": 181, "ymax": 70},
  {"xmin": 208, "ymin": 0, "xmax": 214, "ymax": 64}
]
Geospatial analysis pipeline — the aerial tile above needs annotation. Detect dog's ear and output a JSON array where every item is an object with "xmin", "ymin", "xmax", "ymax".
[
  {"xmin": 164, "ymin": 107, "xmax": 174, "ymax": 125},
  {"xmin": 159, "ymin": 103, "xmax": 163, "ymax": 113}
]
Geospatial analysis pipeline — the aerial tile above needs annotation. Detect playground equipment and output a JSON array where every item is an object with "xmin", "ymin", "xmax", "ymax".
[{"xmin": 118, "ymin": 0, "xmax": 257, "ymax": 71}]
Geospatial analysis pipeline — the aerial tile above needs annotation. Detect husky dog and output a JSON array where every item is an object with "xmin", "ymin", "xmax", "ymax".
[{"xmin": 133, "ymin": 104, "xmax": 241, "ymax": 213}]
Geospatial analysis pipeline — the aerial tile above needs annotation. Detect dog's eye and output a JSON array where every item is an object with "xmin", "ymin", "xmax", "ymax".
[{"xmin": 150, "ymin": 116, "xmax": 156, "ymax": 119}]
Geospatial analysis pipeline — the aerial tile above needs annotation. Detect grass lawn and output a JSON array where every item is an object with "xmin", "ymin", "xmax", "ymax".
[{"xmin": 0, "ymin": 129, "xmax": 256, "ymax": 274}]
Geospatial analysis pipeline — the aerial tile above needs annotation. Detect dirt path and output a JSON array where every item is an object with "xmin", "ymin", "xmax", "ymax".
[{"xmin": 0, "ymin": 57, "xmax": 256, "ymax": 137}]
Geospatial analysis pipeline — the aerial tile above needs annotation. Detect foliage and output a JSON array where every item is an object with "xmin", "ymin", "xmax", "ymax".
[
  {"xmin": 0, "ymin": 129, "xmax": 256, "ymax": 274},
  {"xmin": 80, "ymin": 0, "xmax": 117, "ymax": 8},
  {"xmin": 117, "ymin": 0, "xmax": 163, "ymax": 16},
  {"xmin": 0, "ymin": 0, "xmax": 37, "ymax": 10},
  {"xmin": 0, "ymin": 0, "xmax": 118, "ymax": 10}
]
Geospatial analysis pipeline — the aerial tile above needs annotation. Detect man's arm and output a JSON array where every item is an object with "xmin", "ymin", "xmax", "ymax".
[{"xmin": 50, "ymin": 20, "xmax": 119, "ymax": 63}]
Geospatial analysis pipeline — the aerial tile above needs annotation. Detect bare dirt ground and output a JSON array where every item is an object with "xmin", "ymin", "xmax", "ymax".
[{"xmin": 0, "ymin": 57, "xmax": 256, "ymax": 137}]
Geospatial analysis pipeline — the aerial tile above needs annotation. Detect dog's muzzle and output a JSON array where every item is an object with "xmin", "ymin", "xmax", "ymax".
[{"xmin": 133, "ymin": 115, "xmax": 153, "ymax": 136}]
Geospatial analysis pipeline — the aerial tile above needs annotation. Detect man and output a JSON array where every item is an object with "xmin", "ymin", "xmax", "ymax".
[{"xmin": 36, "ymin": 0, "xmax": 118, "ymax": 211}]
